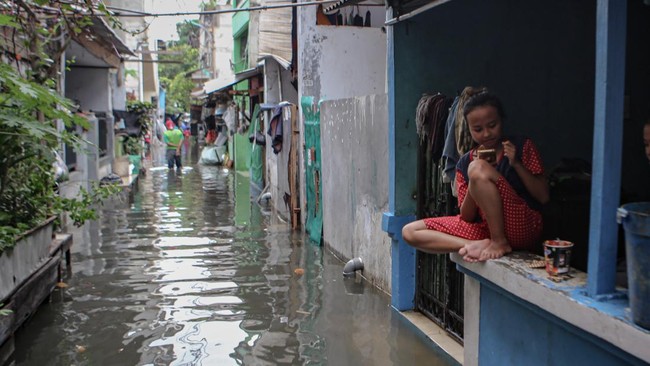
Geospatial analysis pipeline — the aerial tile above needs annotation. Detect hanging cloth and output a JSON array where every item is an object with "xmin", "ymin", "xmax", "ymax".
[
  {"xmin": 353, "ymin": 6, "xmax": 364, "ymax": 26},
  {"xmin": 267, "ymin": 107, "xmax": 284, "ymax": 154}
]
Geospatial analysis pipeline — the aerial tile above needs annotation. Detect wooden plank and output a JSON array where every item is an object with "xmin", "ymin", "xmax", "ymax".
[{"xmin": 289, "ymin": 105, "xmax": 301, "ymax": 230}]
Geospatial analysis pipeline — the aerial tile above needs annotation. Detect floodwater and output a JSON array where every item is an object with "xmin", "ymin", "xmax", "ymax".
[{"xmin": 9, "ymin": 142, "xmax": 457, "ymax": 366}]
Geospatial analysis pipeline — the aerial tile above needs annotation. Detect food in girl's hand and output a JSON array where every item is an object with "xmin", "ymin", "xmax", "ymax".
[{"xmin": 477, "ymin": 146, "xmax": 497, "ymax": 164}]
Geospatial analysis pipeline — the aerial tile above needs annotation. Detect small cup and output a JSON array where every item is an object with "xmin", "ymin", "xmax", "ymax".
[{"xmin": 543, "ymin": 240, "xmax": 574, "ymax": 275}]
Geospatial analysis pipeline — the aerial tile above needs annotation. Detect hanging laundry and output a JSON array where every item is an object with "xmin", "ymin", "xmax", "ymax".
[
  {"xmin": 267, "ymin": 107, "xmax": 284, "ymax": 154},
  {"xmin": 353, "ymin": 6, "xmax": 364, "ymax": 26},
  {"xmin": 364, "ymin": 10, "xmax": 371, "ymax": 27},
  {"xmin": 442, "ymin": 97, "xmax": 460, "ymax": 183},
  {"xmin": 415, "ymin": 93, "xmax": 453, "ymax": 162}
]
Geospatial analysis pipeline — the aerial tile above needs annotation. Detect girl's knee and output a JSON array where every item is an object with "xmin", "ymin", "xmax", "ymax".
[
  {"xmin": 402, "ymin": 224, "xmax": 413, "ymax": 243},
  {"xmin": 402, "ymin": 222, "xmax": 420, "ymax": 243},
  {"xmin": 468, "ymin": 160, "xmax": 497, "ymax": 183}
]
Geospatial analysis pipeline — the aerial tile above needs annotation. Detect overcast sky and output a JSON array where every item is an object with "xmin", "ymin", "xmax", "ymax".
[{"xmin": 144, "ymin": 0, "xmax": 204, "ymax": 41}]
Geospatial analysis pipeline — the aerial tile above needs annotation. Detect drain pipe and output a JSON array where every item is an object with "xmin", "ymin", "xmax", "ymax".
[{"xmin": 343, "ymin": 257, "xmax": 364, "ymax": 277}]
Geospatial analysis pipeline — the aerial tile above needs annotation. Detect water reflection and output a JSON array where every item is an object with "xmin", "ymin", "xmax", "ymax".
[{"xmin": 10, "ymin": 144, "xmax": 455, "ymax": 366}]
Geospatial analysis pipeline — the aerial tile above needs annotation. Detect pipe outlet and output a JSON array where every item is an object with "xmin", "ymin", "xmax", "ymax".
[{"xmin": 343, "ymin": 257, "xmax": 364, "ymax": 277}]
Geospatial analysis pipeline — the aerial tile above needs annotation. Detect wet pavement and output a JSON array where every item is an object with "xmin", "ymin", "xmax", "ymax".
[{"xmin": 9, "ymin": 142, "xmax": 457, "ymax": 365}]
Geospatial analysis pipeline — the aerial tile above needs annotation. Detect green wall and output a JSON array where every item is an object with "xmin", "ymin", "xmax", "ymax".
[{"xmin": 232, "ymin": 0, "xmax": 249, "ymax": 38}]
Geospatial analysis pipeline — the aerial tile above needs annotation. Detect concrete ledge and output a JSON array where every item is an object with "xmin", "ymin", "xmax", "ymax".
[
  {"xmin": 451, "ymin": 251, "xmax": 650, "ymax": 363},
  {"xmin": 401, "ymin": 310, "xmax": 464, "ymax": 365}
]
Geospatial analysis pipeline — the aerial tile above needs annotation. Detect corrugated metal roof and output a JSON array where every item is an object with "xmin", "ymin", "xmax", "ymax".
[
  {"xmin": 87, "ymin": 17, "xmax": 134, "ymax": 56},
  {"xmin": 323, "ymin": 0, "xmax": 383, "ymax": 14},
  {"xmin": 204, "ymin": 66, "xmax": 262, "ymax": 94}
]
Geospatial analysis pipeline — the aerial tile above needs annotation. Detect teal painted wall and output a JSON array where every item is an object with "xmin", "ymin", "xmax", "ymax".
[
  {"xmin": 232, "ymin": 0, "xmax": 249, "ymax": 38},
  {"xmin": 393, "ymin": 0, "xmax": 597, "ymax": 196},
  {"xmin": 233, "ymin": 133, "xmax": 251, "ymax": 172},
  {"xmin": 393, "ymin": 0, "xmax": 650, "ymax": 204},
  {"xmin": 622, "ymin": 1, "xmax": 650, "ymax": 202}
]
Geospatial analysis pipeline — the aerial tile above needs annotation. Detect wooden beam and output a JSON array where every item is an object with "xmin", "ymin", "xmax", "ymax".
[{"xmin": 73, "ymin": 34, "xmax": 121, "ymax": 68}]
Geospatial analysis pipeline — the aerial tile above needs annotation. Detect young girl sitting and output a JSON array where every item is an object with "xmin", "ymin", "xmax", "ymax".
[{"xmin": 402, "ymin": 92, "xmax": 550, "ymax": 262}]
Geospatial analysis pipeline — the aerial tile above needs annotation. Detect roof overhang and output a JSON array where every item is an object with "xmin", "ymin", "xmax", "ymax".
[
  {"xmin": 385, "ymin": 0, "xmax": 452, "ymax": 25},
  {"xmin": 68, "ymin": 17, "xmax": 133, "ymax": 68},
  {"xmin": 204, "ymin": 66, "xmax": 262, "ymax": 95},
  {"xmin": 259, "ymin": 54, "xmax": 291, "ymax": 70},
  {"xmin": 323, "ymin": 0, "xmax": 384, "ymax": 14}
]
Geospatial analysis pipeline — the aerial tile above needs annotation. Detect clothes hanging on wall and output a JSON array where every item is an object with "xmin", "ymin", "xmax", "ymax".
[
  {"xmin": 442, "ymin": 97, "xmax": 460, "ymax": 185},
  {"xmin": 415, "ymin": 93, "xmax": 453, "ymax": 162},
  {"xmin": 353, "ymin": 6, "xmax": 364, "ymax": 26},
  {"xmin": 267, "ymin": 106, "xmax": 284, "ymax": 154}
]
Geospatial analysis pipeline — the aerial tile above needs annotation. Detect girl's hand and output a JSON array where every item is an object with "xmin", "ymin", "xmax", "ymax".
[{"xmin": 502, "ymin": 140, "xmax": 519, "ymax": 167}]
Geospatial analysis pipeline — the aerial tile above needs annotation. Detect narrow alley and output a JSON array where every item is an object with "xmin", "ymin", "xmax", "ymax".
[{"xmin": 9, "ymin": 144, "xmax": 455, "ymax": 366}]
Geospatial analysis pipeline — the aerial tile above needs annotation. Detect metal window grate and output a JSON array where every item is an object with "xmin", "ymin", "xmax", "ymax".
[{"xmin": 414, "ymin": 141, "xmax": 464, "ymax": 344}]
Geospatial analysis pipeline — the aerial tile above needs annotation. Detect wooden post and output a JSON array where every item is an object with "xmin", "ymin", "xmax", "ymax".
[{"xmin": 289, "ymin": 105, "xmax": 301, "ymax": 229}]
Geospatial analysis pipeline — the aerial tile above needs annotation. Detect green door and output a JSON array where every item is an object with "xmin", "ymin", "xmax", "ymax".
[{"xmin": 301, "ymin": 96, "xmax": 323, "ymax": 245}]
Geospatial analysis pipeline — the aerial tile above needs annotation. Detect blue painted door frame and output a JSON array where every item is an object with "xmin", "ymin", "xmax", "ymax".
[
  {"xmin": 383, "ymin": 24, "xmax": 417, "ymax": 311},
  {"xmin": 587, "ymin": 0, "xmax": 627, "ymax": 298}
]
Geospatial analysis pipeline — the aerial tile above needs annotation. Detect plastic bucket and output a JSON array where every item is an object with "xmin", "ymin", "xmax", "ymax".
[
  {"xmin": 128, "ymin": 154, "xmax": 142, "ymax": 174},
  {"xmin": 543, "ymin": 239, "xmax": 574, "ymax": 275},
  {"xmin": 617, "ymin": 202, "xmax": 650, "ymax": 330}
]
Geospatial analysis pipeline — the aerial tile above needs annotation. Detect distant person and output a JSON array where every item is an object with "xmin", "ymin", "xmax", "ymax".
[
  {"xmin": 164, "ymin": 120, "xmax": 184, "ymax": 170},
  {"xmin": 205, "ymin": 115, "xmax": 217, "ymax": 144}
]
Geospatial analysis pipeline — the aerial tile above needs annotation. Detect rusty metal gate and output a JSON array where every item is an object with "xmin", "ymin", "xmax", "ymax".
[{"xmin": 415, "ymin": 142, "xmax": 465, "ymax": 344}]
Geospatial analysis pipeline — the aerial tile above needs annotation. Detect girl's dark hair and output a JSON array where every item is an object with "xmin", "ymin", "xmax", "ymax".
[{"xmin": 462, "ymin": 91, "xmax": 507, "ymax": 121}]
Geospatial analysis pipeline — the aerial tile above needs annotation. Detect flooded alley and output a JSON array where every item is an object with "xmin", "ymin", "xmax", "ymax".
[{"xmin": 9, "ymin": 144, "xmax": 456, "ymax": 366}]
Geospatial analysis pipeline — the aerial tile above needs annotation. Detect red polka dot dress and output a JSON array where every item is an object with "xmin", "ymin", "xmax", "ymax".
[{"xmin": 423, "ymin": 137, "xmax": 544, "ymax": 250}]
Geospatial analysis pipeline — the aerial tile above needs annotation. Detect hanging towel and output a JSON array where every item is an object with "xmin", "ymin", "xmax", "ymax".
[
  {"xmin": 267, "ymin": 107, "xmax": 284, "ymax": 154},
  {"xmin": 442, "ymin": 97, "xmax": 460, "ymax": 184}
]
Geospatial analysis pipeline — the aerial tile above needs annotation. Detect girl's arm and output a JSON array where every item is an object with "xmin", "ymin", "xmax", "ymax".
[
  {"xmin": 460, "ymin": 191, "xmax": 479, "ymax": 221},
  {"xmin": 503, "ymin": 140, "xmax": 550, "ymax": 204},
  {"xmin": 456, "ymin": 173, "xmax": 479, "ymax": 221}
]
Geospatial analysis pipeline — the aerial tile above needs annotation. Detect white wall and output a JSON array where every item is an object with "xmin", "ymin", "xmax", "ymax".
[
  {"xmin": 297, "ymin": 4, "xmax": 387, "ymax": 242},
  {"xmin": 111, "ymin": 66, "xmax": 126, "ymax": 111},
  {"xmin": 213, "ymin": 9, "xmax": 235, "ymax": 81},
  {"xmin": 319, "ymin": 27, "xmax": 386, "ymax": 99},
  {"xmin": 66, "ymin": 68, "xmax": 111, "ymax": 113},
  {"xmin": 299, "ymin": 6, "xmax": 387, "ymax": 102},
  {"xmin": 320, "ymin": 94, "xmax": 391, "ymax": 290}
]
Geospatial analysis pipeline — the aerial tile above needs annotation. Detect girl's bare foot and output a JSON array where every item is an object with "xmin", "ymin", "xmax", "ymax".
[
  {"xmin": 458, "ymin": 239, "xmax": 491, "ymax": 262},
  {"xmin": 478, "ymin": 240, "xmax": 512, "ymax": 261}
]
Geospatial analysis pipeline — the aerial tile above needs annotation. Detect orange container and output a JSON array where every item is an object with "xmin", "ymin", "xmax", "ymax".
[{"xmin": 543, "ymin": 239, "xmax": 574, "ymax": 275}]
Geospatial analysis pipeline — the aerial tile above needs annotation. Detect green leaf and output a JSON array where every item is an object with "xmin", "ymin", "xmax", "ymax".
[{"xmin": 0, "ymin": 15, "xmax": 18, "ymax": 28}]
